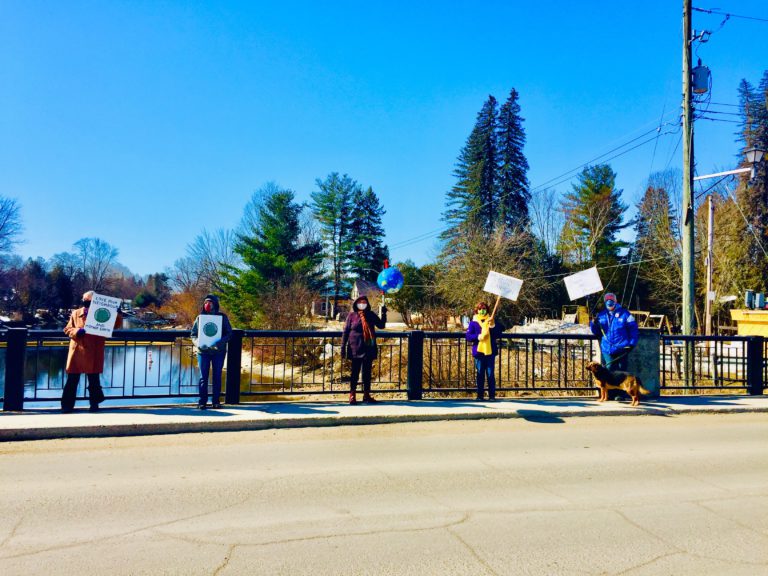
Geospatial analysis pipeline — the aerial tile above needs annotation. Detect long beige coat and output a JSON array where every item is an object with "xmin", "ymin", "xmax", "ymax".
[{"xmin": 64, "ymin": 307, "xmax": 123, "ymax": 374}]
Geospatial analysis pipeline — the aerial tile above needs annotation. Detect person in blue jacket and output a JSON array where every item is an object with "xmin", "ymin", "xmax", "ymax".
[{"xmin": 589, "ymin": 292, "xmax": 639, "ymax": 371}]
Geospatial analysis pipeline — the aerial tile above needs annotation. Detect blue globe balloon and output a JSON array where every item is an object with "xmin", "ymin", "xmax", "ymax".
[{"xmin": 376, "ymin": 267, "xmax": 404, "ymax": 294}]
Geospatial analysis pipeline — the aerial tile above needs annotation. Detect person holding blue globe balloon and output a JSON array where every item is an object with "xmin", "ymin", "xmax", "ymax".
[{"xmin": 341, "ymin": 295, "xmax": 387, "ymax": 404}]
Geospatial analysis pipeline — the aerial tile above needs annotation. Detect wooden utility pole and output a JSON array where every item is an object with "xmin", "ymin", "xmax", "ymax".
[
  {"xmin": 682, "ymin": 0, "xmax": 695, "ymax": 337},
  {"xmin": 705, "ymin": 195, "xmax": 714, "ymax": 335},
  {"xmin": 681, "ymin": 0, "xmax": 696, "ymax": 386}
]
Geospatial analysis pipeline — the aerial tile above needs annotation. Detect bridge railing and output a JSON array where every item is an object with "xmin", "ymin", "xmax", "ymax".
[{"xmin": 0, "ymin": 328, "xmax": 764, "ymax": 411}]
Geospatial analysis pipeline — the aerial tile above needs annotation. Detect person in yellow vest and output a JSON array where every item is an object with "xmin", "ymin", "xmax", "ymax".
[{"xmin": 465, "ymin": 297, "xmax": 504, "ymax": 401}]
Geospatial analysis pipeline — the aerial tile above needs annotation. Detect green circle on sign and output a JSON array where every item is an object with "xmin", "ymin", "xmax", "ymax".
[
  {"xmin": 94, "ymin": 308, "xmax": 111, "ymax": 323},
  {"xmin": 203, "ymin": 322, "xmax": 219, "ymax": 337}
]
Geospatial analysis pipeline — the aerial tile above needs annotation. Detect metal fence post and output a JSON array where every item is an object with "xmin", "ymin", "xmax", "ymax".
[
  {"xmin": 746, "ymin": 336, "xmax": 764, "ymax": 396},
  {"xmin": 3, "ymin": 328, "xmax": 28, "ymax": 411},
  {"xmin": 225, "ymin": 329, "xmax": 244, "ymax": 405},
  {"xmin": 407, "ymin": 330, "xmax": 424, "ymax": 400}
]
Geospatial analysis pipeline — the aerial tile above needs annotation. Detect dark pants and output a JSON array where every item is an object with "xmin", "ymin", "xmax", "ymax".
[
  {"xmin": 602, "ymin": 350, "xmax": 630, "ymax": 399},
  {"xmin": 602, "ymin": 350, "xmax": 629, "ymax": 371},
  {"xmin": 61, "ymin": 373, "xmax": 102, "ymax": 411},
  {"xmin": 474, "ymin": 355, "xmax": 496, "ymax": 400},
  {"xmin": 198, "ymin": 351, "xmax": 226, "ymax": 405},
  {"xmin": 350, "ymin": 357, "xmax": 373, "ymax": 393}
]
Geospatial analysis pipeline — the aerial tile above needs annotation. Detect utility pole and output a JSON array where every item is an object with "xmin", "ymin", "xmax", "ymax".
[
  {"xmin": 682, "ymin": 0, "xmax": 695, "ymax": 337},
  {"xmin": 705, "ymin": 195, "xmax": 714, "ymax": 335},
  {"xmin": 681, "ymin": 0, "xmax": 696, "ymax": 386}
]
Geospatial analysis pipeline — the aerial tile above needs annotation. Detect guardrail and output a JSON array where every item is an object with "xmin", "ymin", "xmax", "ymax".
[{"xmin": 0, "ymin": 328, "xmax": 764, "ymax": 411}]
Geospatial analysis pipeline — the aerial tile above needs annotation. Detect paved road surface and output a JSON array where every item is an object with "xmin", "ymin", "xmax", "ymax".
[{"xmin": 1, "ymin": 413, "xmax": 766, "ymax": 575}]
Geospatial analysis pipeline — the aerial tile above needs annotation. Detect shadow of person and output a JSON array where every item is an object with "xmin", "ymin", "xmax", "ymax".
[{"xmin": 516, "ymin": 409, "xmax": 565, "ymax": 424}]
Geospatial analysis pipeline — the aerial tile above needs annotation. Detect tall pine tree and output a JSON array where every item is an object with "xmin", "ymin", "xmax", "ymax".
[
  {"xmin": 496, "ymin": 89, "xmax": 530, "ymax": 232},
  {"xmin": 348, "ymin": 186, "xmax": 389, "ymax": 282},
  {"xmin": 441, "ymin": 95, "xmax": 498, "ymax": 245},
  {"xmin": 311, "ymin": 173, "xmax": 357, "ymax": 310}
]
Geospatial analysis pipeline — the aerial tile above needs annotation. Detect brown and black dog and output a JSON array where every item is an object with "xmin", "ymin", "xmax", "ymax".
[{"xmin": 586, "ymin": 361, "xmax": 651, "ymax": 407}]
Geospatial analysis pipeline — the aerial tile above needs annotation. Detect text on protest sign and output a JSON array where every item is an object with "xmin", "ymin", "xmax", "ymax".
[
  {"xmin": 483, "ymin": 271, "xmax": 524, "ymax": 301},
  {"xmin": 197, "ymin": 314, "xmax": 223, "ymax": 348},
  {"xmin": 84, "ymin": 293, "xmax": 121, "ymax": 337},
  {"xmin": 563, "ymin": 266, "xmax": 604, "ymax": 301}
]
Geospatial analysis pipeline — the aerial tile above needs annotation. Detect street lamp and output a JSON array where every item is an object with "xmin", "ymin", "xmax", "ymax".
[
  {"xmin": 745, "ymin": 147, "xmax": 765, "ymax": 179},
  {"xmin": 693, "ymin": 146, "xmax": 766, "ymax": 337},
  {"xmin": 694, "ymin": 146, "xmax": 767, "ymax": 182}
]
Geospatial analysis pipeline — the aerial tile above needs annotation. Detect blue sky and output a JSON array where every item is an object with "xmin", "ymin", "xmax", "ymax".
[{"xmin": 1, "ymin": 1, "xmax": 766, "ymax": 276}]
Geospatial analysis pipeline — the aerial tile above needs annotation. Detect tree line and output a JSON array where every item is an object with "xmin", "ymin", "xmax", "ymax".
[{"xmin": 1, "ymin": 69, "xmax": 766, "ymax": 332}]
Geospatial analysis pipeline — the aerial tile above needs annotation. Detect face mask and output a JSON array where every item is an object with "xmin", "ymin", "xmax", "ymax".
[
  {"xmin": 356, "ymin": 303, "xmax": 368, "ymax": 311},
  {"xmin": 82, "ymin": 300, "xmax": 90, "ymax": 307},
  {"xmin": 204, "ymin": 301, "xmax": 214, "ymax": 313},
  {"xmin": 477, "ymin": 309, "xmax": 488, "ymax": 316},
  {"xmin": 605, "ymin": 301, "xmax": 616, "ymax": 310}
]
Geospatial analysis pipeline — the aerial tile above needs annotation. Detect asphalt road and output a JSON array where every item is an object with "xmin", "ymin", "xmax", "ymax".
[{"xmin": 1, "ymin": 413, "xmax": 766, "ymax": 575}]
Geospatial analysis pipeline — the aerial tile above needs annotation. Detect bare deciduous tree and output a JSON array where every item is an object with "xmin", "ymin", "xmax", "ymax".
[
  {"xmin": 0, "ymin": 197, "xmax": 23, "ymax": 255},
  {"xmin": 186, "ymin": 228, "xmax": 240, "ymax": 293},
  {"xmin": 529, "ymin": 187, "xmax": 564, "ymax": 257},
  {"xmin": 73, "ymin": 237, "xmax": 119, "ymax": 292}
]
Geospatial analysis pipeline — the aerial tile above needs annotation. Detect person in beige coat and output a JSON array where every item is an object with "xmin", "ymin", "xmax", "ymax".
[{"xmin": 61, "ymin": 290, "xmax": 122, "ymax": 413}]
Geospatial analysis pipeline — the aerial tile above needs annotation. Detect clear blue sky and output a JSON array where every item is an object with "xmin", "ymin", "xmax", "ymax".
[{"xmin": 2, "ymin": 1, "xmax": 766, "ymax": 276}]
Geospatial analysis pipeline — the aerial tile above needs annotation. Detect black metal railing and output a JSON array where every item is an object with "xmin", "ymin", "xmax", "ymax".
[
  {"xmin": 660, "ymin": 335, "xmax": 760, "ymax": 391},
  {"xmin": 1, "ymin": 328, "xmax": 764, "ymax": 411},
  {"xmin": 238, "ymin": 330, "xmax": 409, "ymax": 397},
  {"xmin": 21, "ymin": 329, "xmax": 201, "ymax": 402},
  {"xmin": 423, "ymin": 332, "xmax": 598, "ymax": 395}
]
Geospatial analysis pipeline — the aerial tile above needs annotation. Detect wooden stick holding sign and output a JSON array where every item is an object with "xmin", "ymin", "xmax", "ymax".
[{"xmin": 490, "ymin": 294, "xmax": 501, "ymax": 320}]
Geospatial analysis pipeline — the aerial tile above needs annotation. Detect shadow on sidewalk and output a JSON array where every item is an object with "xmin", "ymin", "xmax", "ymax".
[{"xmin": 516, "ymin": 409, "xmax": 565, "ymax": 424}]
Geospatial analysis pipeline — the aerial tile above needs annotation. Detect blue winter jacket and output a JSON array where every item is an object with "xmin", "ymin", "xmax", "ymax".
[{"xmin": 589, "ymin": 304, "xmax": 639, "ymax": 356}]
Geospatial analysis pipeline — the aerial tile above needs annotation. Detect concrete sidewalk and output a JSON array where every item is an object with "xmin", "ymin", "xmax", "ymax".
[{"xmin": 2, "ymin": 395, "xmax": 767, "ymax": 441}]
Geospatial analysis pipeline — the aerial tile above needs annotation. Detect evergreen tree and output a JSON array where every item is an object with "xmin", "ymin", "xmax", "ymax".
[
  {"xmin": 348, "ymin": 186, "xmax": 389, "ymax": 282},
  {"xmin": 311, "ymin": 173, "xmax": 357, "ymax": 311},
  {"xmin": 441, "ymin": 95, "xmax": 498, "ymax": 244},
  {"xmin": 224, "ymin": 186, "xmax": 323, "ymax": 325},
  {"xmin": 735, "ymin": 71, "xmax": 768, "ymax": 287},
  {"xmin": 496, "ymin": 88, "xmax": 530, "ymax": 231},
  {"xmin": 559, "ymin": 164, "xmax": 629, "ymax": 267}
]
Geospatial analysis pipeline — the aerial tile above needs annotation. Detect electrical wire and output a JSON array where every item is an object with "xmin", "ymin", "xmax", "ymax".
[
  {"xmin": 725, "ymin": 187, "xmax": 768, "ymax": 259},
  {"xmin": 692, "ymin": 6, "xmax": 768, "ymax": 24},
  {"xmin": 389, "ymin": 123, "xmax": 680, "ymax": 252},
  {"xmin": 695, "ymin": 174, "xmax": 732, "ymax": 201}
]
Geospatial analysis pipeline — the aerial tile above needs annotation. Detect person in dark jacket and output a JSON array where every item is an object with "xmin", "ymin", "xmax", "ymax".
[
  {"xmin": 191, "ymin": 294, "xmax": 233, "ymax": 409},
  {"xmin": 465, "ymin": 299, "xmax": 505, "ymax": 401},
  {"xmin": 61, "ymin": 290, "xmax": 123, "ymax": 413},
  {"xmin": 341, "ymin": 295, "xmax": 387, "ymax": 405},
  {"xmin": 589, "ymin": 292, "xmax": 639, "ymax": 371}
]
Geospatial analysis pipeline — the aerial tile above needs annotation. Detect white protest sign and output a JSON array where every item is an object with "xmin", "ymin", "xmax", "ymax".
[
  {"xmin": 84, "ymin": 293, "xmax": 121, "ymax": 338},
  {"xmin": 197, "ymin": 314, "xmax": 223, "ymax": 348},
  {"xmin": 483, "ymin": 271, "xmax": 524, "ymax": 301},
  {"xmin": 563, "ymin": 266, "xmax": 604, "ymax": 301}
]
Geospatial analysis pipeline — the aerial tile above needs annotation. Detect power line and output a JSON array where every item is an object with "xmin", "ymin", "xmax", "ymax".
[{"xmin": 693, "ymin": 6, "xmax": 768, "ymax": 24}]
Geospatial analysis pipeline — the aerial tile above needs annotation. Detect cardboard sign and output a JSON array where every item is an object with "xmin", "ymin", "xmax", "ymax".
[
  {"xmin": 483, "ymin": 271, "xmax": 524, "ymax": 301},
  {"xmin": 563, "ymin": 267, "xmax": 604, "ymax": 301},
  {"xmin": 197, "ymin": 314, "xmax": 223, "ymax": 348},
  {"xmin": 84, "ymin": 293, "xmax": 121, "ymax": 338}
]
